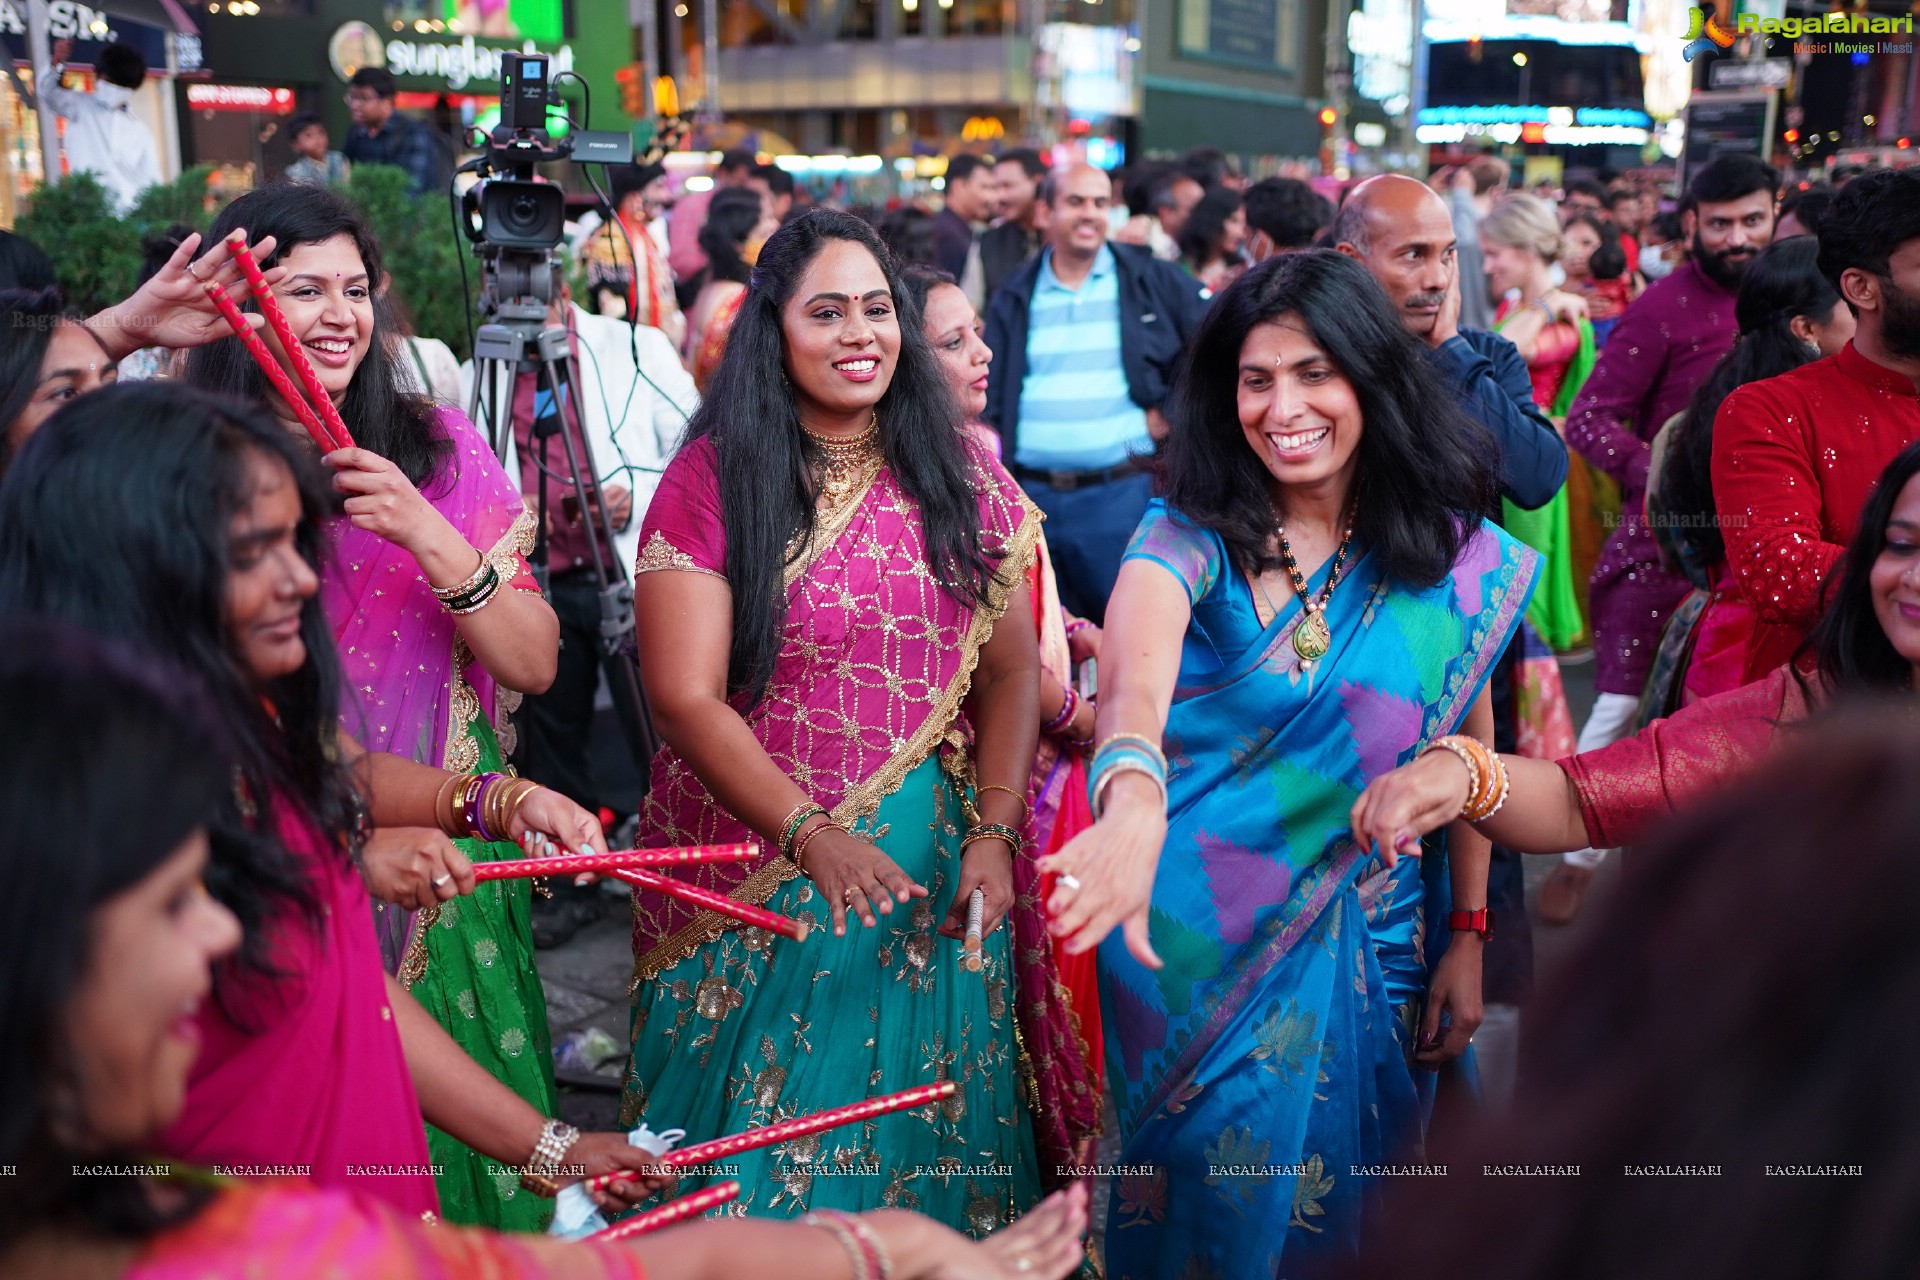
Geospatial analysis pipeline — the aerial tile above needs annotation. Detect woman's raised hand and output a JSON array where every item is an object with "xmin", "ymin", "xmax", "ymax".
[
  {"xmin": 1037, "ymin": 775, "xmax": 1165, "ymax": 969},
  {"xmin": 323, "ymin": 448, "xmax": 445, "ymax": 552},
  {"xmin": 1348, "ymin": 750, "xmax": 1472, "ymax": 867},
  {"xmin": 804, "ymin": 826, "xmax": 927, "ymax": 936},
  {"xmin": 87, "ymin": 232, "xmax": 285, "ymax": 360}
]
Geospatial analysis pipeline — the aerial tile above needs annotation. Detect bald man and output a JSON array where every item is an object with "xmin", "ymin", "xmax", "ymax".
[
  {"xmin": 1335, "ymin": 175, "xmax": 1568, "ymax": 1063},
  {"xmin": 1332, "ymin": 174, "xmax": 1565, "ymax": 510},
  {"xmin": 983, "ymin": 163, "xmax": 1212, "ymax": 620}
]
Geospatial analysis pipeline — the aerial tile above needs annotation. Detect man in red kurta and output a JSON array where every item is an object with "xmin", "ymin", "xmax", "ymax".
[{"xmin": 1712, "ymin": 167, "xmax": 1920, "ymax": 682}]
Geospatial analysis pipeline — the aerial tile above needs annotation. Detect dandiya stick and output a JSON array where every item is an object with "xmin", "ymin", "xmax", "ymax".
[
  {"xmin": 609, "ymin": 866, "xmax": 810, "ymax": 943},
  {"xmin": 225, "ymin": 233, "xmax": 356, "ymax": 450},
  {"xmin": 472, "ymin": 843, "xmax": 756, "ymax": 883},
  {"xmin": 585, "ymin": 1081, "xmax": 957, "ymax": 1193},
  {"xmin": 590, "ymin": 1180, "xmax": 740, "ymax": 1243},
  {"xmin": 201, "ymin": 278, "xmax": 339, "ymax": 453}
]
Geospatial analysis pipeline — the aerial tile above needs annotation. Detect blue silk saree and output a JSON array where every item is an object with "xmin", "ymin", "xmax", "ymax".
[{"xmin": 1100, "ymin": 501, "xmax": 1538, "ymax": 1279}]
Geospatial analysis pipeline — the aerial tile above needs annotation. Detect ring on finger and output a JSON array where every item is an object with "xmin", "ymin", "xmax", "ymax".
[
  {"xmin": 433, "ymin": 873, "xmax": 452, "ymax": 888},
  {"xmin": 1058, "ymin": 873, "xmax": 1082, "ymax": 892}
]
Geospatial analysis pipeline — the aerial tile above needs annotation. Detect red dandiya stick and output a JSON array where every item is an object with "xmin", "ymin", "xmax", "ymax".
[
  {"xmin": 472, "ymin": 843, "xmax": 756, "ymax": 883},
  {"xmin": 609, "ymin": 866, "xmax": 810, "ymax": 943},
  {"xmin": 224, "ymin": 233, "xmax": 356, "ymax": 450},
  {"xmin": 590, "ymin": 1180, "xmax": 740, "ymax": 1243},
  {"xmin": 585, "ymin": 1081, "xmax": 957, "ymax": 1193},
  {"xmin": 202, "ymin": 279, "xmax": 340, "ymax": 453}
]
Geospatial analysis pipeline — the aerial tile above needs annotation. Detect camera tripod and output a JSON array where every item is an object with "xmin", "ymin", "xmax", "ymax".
[{"xmin": 468, "ymin": 308, "xmax": 659, "ymax": 795}]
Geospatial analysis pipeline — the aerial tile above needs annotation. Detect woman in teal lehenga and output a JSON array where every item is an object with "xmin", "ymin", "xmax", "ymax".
[{"xmin": 617, "ymin": 211, "xmax": 1053, "ymax": 1231}]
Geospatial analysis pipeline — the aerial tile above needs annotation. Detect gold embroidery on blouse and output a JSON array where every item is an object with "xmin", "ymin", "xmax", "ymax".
[
  {"xmin": 629, "ymin": 495, "xmax": 1044, "ymax": 982},
  {"xmin": 635, "ymin": 529, "xmax": 726, "ymax": 579}
]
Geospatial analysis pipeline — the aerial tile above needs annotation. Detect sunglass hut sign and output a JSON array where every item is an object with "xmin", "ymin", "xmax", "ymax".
[{"xmin": 331, "ymin": 22, "xmax": 574, "ymax": 91}]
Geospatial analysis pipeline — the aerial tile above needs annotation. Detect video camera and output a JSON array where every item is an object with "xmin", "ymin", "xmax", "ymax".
[{"xmin": 460, "ymin": 51, "xmax": 628, "ymax": 321}]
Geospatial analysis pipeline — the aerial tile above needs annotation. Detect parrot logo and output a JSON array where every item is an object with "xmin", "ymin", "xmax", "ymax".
[{"xmin": 1682, "ymin": 6, "xmax": 1737, "ymax": 60}]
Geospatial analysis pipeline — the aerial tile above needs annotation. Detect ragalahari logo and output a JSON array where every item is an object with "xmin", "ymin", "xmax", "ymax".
[{"xmin": 1681, "ymin": 6, "xmax": 1736, "ymax": 60}]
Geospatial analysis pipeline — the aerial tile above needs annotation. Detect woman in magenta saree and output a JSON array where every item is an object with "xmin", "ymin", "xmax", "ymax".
[
  {"xmin": 1041, "ymin": 253, "xmax": 1535, "ymax": 1278},
  {"xmin": 184, "ymin": 186, "xmax": 574, "ymax": 1231},
  {"xmin": 620, "ymin": 212, "xmax": 1053, "ymax": 1231}
]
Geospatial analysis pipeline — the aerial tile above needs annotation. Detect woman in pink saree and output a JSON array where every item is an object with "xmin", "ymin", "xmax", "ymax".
[
  {"xmin": 622, "ymin": 211, "xmax": 1051, "ymax": 1230},
  {"xmin": 899, "ymin": 262, "xmax": 1105, "ymax": 1146},
  {"xmin": 184, "ymin": 185, "xmax": 589, "ymax": 1230}
]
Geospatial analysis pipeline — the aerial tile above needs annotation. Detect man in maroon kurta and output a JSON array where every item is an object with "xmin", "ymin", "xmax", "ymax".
[
  {"xmin": 1545, "ymin": 153, "xmax": 1778, "ymax": 923},
  {"xmin": 1712, "ymin": 167, "xmax": 1920, "ymax": 683}
]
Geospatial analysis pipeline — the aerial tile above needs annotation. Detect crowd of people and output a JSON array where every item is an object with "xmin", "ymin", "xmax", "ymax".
[{"xmin": 1, "ymin": 127, "xmax": 1917, "ymax": 1280}]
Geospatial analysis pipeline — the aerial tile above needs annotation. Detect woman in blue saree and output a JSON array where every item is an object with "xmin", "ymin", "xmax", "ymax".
[{"xmin": 1042, "ymin": 251, "xmax": 1539, "ymax": 1279}]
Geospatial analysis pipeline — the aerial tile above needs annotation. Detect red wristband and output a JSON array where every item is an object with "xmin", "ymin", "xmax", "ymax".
[{"xmin": 1447, "ymin": 908, "xmax": 1494, "ymax": 940}]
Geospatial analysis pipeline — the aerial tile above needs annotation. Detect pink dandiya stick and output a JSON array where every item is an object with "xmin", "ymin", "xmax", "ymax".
[
  {"xmin": 585, "ymin": 1081, "xmax": 957, "ymax": 1193},
  {"xmin": 472, "ymin": 843, "xmax": 756, "ymax": 883},
  {"xmin": 224, "ymin": 233, "xmax": 356, "ymax": 450},
  {"xmin": 590, "ymin": 1180, "xmax": 740, "ymax": 1243},
  {"xmin": 202, "ymin": 279, "xmax": 339, "ymax": 453},
  {"xmin": 610, "ymin": 866, "xmax": 810, "ymax": 943}
]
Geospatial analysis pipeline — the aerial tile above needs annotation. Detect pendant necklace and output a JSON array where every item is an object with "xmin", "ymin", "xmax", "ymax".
[
  {"xmin": 1276, "ymin": 508, "xmax": 1356, "ymax": 673},
  {"xmin": 802, "ymin": 412, "xmax": 882, "ymax": 515}
]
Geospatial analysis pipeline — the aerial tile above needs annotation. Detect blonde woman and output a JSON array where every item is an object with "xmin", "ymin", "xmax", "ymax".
[{"xmin": 1480, "ymin": 195, "xmax": 1593, "ymax": 414}]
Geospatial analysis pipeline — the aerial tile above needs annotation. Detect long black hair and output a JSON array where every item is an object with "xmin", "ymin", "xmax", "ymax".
[
  {"xmin": 688, "ymin": 208, "xmax": 996, "ymax": 702},
  {"xmin": 1157, "ymin": 249, "xmax": 1496, "ymax": 586},
  {"xmin": 0, "ymin": 622, "xmax": 226, "ymax": 1249},
  {"xmin": 698, "ymin": 187, "xmax": 763, "ymax": 288},
  {"xmin": 183, "ymin": 183, "xmax": 449, "ymax": 489},
  {"xmin": 0, "ymin": 382, "xmax": 357, "ymax": 1009},
  {"xmin": 1799, "ymin": 441, "xmax": 1920, "ymax": 697},
  {"xmin": 1661, "ymin": 237, "xmax": 1841, "ymax": 568},
  {"xmin": 0, "ymin": 286, "xmax": 79, "ymax": 469}
]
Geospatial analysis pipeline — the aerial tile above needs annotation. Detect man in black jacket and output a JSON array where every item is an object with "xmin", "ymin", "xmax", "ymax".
[{"xmin": 982, "ymin": 164, "xmax": 1212, "ymax": 621}]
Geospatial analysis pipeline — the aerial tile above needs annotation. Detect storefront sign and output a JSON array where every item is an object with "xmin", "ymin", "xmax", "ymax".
[
  {"xmin": 0, "ymin": 0, "xmax": 170, "ymax": 68},
  {"xmin": 186, "ymin": 83, "xmax": 294, "ymax": 112},
  {"xmin": 326, "ymin": 19, "xmax": 572, "ymax": 91}
]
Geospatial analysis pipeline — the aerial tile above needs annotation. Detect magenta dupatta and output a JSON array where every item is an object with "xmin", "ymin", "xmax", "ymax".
[
  {"xmin": 154, "ymin": 805, "xmax": 438, "ymax": 1219},
  {"xmin": 320, "ymin": 407, "xmax": 536, "ymax": 971},
  {"xmin": 627, "ymin": 436, "xmax": 1041, "ymax": 977}
]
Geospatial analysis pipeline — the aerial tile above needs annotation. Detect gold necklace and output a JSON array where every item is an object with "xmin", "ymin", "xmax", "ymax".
[
  {"xmin": 1275, "ymin": 508, "xmax": 1356, "ymax": 673},
  {"xmin": 802, "ymin": 413, "xmax": 882, "ymax": 513}
]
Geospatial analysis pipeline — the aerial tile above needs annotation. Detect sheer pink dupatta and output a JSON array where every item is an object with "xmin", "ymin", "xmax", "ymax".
[{"xmin": 320, "ymin": 407, "xmax": 537, "ymax": 968}]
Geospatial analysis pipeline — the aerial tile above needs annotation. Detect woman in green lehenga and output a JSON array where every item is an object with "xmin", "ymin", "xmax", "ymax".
[
  {"xmin": 185, "ymin": 185, "xmax": 598, "ymax": 1229},
  {"xmin": 621, "ymin": 210, "xmax": 1049, "ymax": 1231}
]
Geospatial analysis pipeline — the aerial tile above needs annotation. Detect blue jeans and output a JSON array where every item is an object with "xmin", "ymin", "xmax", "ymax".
[{"xmin": 1019, "ymin": 470, "xmax": 1152, "ymax": 624}]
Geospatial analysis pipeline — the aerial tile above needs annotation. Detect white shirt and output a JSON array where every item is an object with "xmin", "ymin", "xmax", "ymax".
[
  {"xmin": 460, "ymin": 302, "xmax": 699, "ymax": 573},
  {"xmin": 39, "ymin": 78, "xmax": 160, "ymax": 215}
]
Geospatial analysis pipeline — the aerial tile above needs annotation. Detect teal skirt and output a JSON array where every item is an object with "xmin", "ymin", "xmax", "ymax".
[{"xmin": 620, "ymin": 755, "xmax": 1042, "ymax": 1234}]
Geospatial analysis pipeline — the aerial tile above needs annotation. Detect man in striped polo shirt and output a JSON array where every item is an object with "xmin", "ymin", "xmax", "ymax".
[{"xmin": 983, "ymin": 164, "xmax": 1213, "ymax": 621}]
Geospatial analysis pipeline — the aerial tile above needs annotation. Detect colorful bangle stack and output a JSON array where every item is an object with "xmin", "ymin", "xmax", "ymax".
[
  {"xmin": 1064, "ymin": 617, "xmax": 1092, "ymax": 639},
  {"xmin": 1043, "ymin": 684, "xmax": 1080, "ymax": 736},
  {"xmin": 794, "ymin": 817, "xmax": 841, "ymax": 876},
  {"xmin": 1422, "ymin": 734, "xmax": 1511, "ymax": 822},
  {"xmin": 442, "ymin": 771, "xmax": 542, "ymax": 842},
  {"xmin": 804, "ymin": 1209, "xmax": 893, "ymax": 1280},
  {"xmin": 433, "ymin": 549, "xmax": 502, "ymax": 616},
  {"xmin": 961, "ymin": 822, "xmax": 1024, "ymax": 855},
  {"xmin": 1088, "ymin": 732, "xmax": 1169, "ymax": 820},
  {"xmin": 777, "ymin": 801, "xmax": 829, "ymax": 860}
]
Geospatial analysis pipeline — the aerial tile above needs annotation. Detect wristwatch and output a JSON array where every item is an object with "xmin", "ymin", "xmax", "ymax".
[{"xmin": 1447, "ymin": 908, "xmax": 1494, "ymax": 940}]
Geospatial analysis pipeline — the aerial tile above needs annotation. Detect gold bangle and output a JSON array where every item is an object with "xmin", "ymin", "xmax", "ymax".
[
  {"xmin": 1425, "ymin": 736, "xmax": 1492, "ymax": 820},
  {"xmin": 430, "ymin": 547, "xmax": 488, "ymax": 601},
  {"xmin": 505, "ymin": 779, "xmax": 541, "ymax": 832},
  {"xmin": 974, "ymin": 783, "xmax": 1030, "ymax": 827},
  {"xmin": 793, "ymin": 817, "xmax": 838, "ymax": 877},
  {"xmin": 433, "ymin": 773, "xmax": 463, "ymax": 836}
]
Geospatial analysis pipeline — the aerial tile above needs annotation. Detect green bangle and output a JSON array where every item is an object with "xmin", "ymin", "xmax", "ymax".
[
  {"xmin": 780, "ymin": 803, "xmax": 828, "ymax": 858},
  {"xmin": 961, "ymin": 822, "xmax": 1024, "ymax": 855}
]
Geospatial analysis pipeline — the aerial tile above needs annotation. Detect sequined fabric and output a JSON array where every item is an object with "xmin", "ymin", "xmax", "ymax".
[
  {"xmin": 1560, "ymin": 665, "xmax": 1809, "ymax": 849},
  {"xmin": 1565, "ymin": 261, "xmax": 1737, "ymax": 694},
  {"xmin": 1709, "ymin": 341, "xmax": 1920, "ymax": 683}
]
